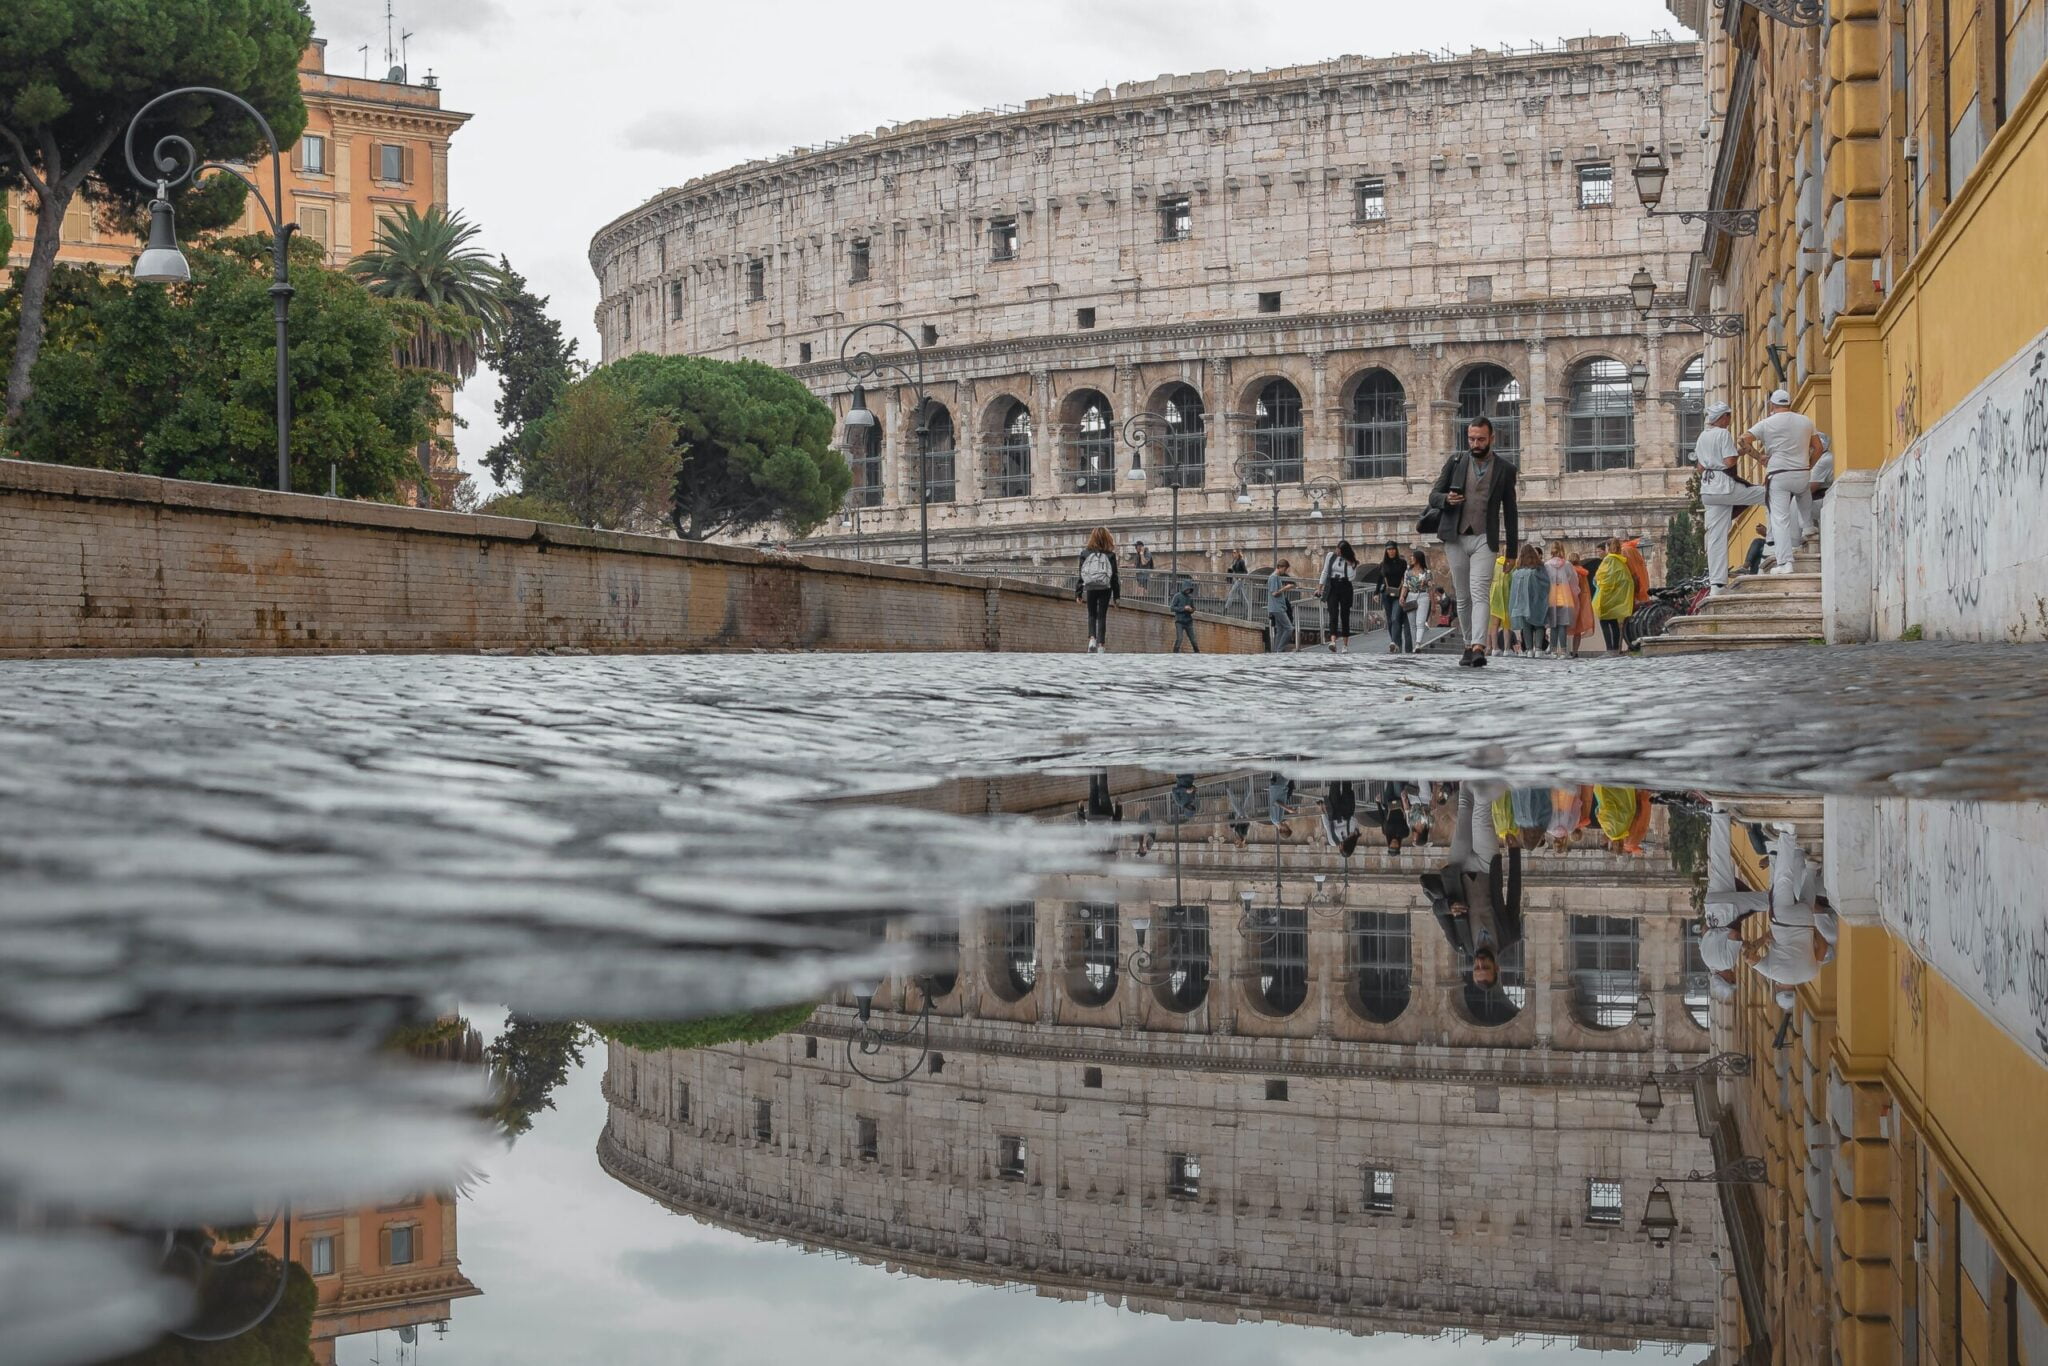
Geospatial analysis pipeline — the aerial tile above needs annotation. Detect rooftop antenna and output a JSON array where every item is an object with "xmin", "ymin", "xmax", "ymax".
[
  {"xmin": 401, "ymin": 29, "xmax": 414, "ymax": 75},
  {"xmin": 383, "ymin": 0, "xmax": 397, "ymax": 68},
  {"xmin": 357, "ymin": 43, "xmax": 369, "ymax": 77}
]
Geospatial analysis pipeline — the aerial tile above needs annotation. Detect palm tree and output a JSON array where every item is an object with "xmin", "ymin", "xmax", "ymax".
[{"xmin": 346, "ymin": 205, "xmax": 508, "ymax": 382}]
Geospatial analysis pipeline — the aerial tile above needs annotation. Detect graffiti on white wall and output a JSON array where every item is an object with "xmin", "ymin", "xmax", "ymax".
[
  {"xmin": 1873, "ymin": 799, "xmax": 2048, "ymax": 1064},
  {"xmin": 1874, "ymin": 327, "xmax": 2048, "ymax": 637}
]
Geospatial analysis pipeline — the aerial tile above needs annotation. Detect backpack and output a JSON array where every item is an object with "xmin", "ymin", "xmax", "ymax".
[{"xmin": 1081, "ymin": 550, "xmax": 1114, "ymax": 590}]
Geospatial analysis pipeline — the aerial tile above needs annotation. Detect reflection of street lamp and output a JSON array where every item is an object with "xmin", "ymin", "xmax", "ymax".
[
  {"xmin": 1640, "ymin": 1181, "xmax": 1680, "ymax": 1247},
  {"xmin": 839, "ymin": 323, "xmax": 931, "ymax": 568},
  {"xmin": 1642, "ymin": 1158, "xmax": 1770, "ymax": 1243},
  {"xmin": 1635, "ymin": 1052, "xmax": 1753, "ymax": 1126},
  {"xmin": 845, "ymin": 974, "xmax": 940, "ymax": 1083},
  {"xmin": 124, "ymin": 87, "xmax": 297, "ymax": 493}
]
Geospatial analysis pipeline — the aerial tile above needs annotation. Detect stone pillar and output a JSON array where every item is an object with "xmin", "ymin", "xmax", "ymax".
[
  {"xmin": 1031, "ymin": 369, "xmax": 1056, "ymax": 500},
  {"xmin": 954, "ymin": 378, "xmax": 979, "ymax": 505},
  {"xmin": 1305, "ymin": 354, "xmax": 1342, "ymax": 484},
  {"xmin": 1524, "ymin": 337, "xmax": 1555, "ymax": 479}
]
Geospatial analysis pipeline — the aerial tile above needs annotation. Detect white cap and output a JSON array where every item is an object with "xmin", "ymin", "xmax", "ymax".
[
  {"xmin": 1704, "ymin": 401, "xmax": 1732, "ymax": 423},
  {"xmin": 1769, "ymin": 388, "xmax": 1793, "ymax": 407},
  {"xmin": 1774, "ymin": 989, "xmax": 1798, "ymax": 1010},
  {"xmin": 1699, "ymin": 927, "xmax": 1742, "ymax": 972}
]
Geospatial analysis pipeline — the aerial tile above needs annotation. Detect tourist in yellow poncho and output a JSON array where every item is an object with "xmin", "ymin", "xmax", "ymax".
[
  {"xmin": 1592, "ymin": 784, "xmax": 1651, "ymax": 854},
  {"xmin": 1592, "ymin": 539, "xmax": 1635, "ymax": 655},
  {"xmin": 1488, "ymin": 553, "xmax": 1512, "ymax": 654}
]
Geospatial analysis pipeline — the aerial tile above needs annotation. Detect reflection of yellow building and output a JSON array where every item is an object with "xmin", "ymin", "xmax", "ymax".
[
  {"xmin": 1718, "ymin": 797, "xmax": 2048, "ymax": 1363},
  {"xmin": 3, "ymin": 38, "xmax": 473, "ymax": 502},
  {"xmin": 260, "ymin": 1193, "xmax": 480, "ymax": 1365},
  {"xmin": 1673, "ymin": 0, "xmax": 2048, "ymax": 639}
]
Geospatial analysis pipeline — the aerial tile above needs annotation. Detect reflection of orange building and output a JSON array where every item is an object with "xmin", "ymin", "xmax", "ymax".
[
  {"xmin": 262, "ymin": 1192, "xmax": 480, "ymax": 1366},
  {"xmin": 3, "ymin": 36, "xmax": 473, "ymax": 501}
]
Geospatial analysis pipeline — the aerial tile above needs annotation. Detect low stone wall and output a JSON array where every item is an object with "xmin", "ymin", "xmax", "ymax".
[{"xmin": 0, "ymin": 460, "xmax": 1263, "ymax": 658}]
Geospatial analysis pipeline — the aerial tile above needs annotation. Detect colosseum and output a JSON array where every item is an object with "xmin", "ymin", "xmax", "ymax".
[
  {"xmin": 589, "ymin": 35, "xmax": 1710, "ymax": 577},
  {"xmin": 598, "ymin": 771, "xmax": 1727, "ymax": 1347}
]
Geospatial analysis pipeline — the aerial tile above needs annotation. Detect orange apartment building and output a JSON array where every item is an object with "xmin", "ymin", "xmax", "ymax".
[
  {"xmin": 263, "ymin": 1191, "xmax": 481, "ymax": 1364},
  {"xmin": 3, "ymin": 37, "xmax": 474, "ymax": 500}
]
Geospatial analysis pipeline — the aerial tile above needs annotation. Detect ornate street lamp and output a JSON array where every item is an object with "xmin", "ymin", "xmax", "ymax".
[
  {"xmin": 1627, "ymin": 268, "xmax": 1744, "ymax": 336},
  {"xmin": 845, "ymin": 974, "xmax": 941, "ymax": 1083},
  {"xmin": 124, "ymin": 87, "xmax": 297, "ymax": 493},
  {"xmin": 1630, "ymin": 146, "xmax": 1761, "ymax": 235},
  {"xmin": 1629, "ymin": 267, "xmax": 1658, "ymax": 319},
  {"xmin": 1121, "ymin": 411, "xmax": 1183, "ymax": 578},
  {"xmin": 1636, "ymin": 1052, "xmax": 1754, "ymax": 1126},
  {"xmin": 1305, "ymin": 475, "xmax": 1345, "ymax": 546},
  {"xmin": 1640, "ymin": 1181, "xmax": 1680, "ymax": 1247},
  {"xmin": 838, "ymin": 487, "xmax": 866, "ymax": 561},
  {"xmin": 1232, "ymin": 456, "xmax": 1282, "ymax": 563},
  {"xmin": 1643, "ymin": 1159, "xmax": 1771, "ymax": 1242},
  {"xmin": 1713, "ymin": 0, "xmax": 1826, "ymax": 27},
  {"xmin": 839, "ymin": 323, "xmax": 932, "ymax": 568},
  {"xmin": 1627, "ymin": 361, "xmax": 1652, "ymax": 402}
]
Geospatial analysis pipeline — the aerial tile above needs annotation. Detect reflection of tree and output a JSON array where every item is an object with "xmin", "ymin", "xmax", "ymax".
[
  {"xmin": 486, "ymin": 1017, "xmax": 592, "ymax": 1140},
  {"xmin": 106, "ymin": 1251, "xmax": 315, "ymax": 1366},
  {"xmin": 1667, "ymin": 801, "xmax": 1709, "ymax": 916},
  {"xmin": 593, "ymin": 1005, "xmax": 817, "ymax": 1054}
]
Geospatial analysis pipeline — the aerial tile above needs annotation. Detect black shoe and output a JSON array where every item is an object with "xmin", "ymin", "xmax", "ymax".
[
  {"xmin": 1471, "ymin": 651, "xmax": 1489, "ymax": 668},
  {"xmin": 1458, "ymin": 647, "xmax": 1477, "ymax": 667}
]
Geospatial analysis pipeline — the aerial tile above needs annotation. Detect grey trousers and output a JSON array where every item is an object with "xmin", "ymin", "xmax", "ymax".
[{"xmin": 1443, "ymin": 534, "xmax": 1497, "ymax": 649}]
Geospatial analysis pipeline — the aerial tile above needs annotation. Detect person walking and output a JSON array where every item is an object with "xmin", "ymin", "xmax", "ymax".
[
  {"xmin": 1131, "ymin": 540, "xmax": 1155, "ymax": 598},
  {"xmin": 1075, "ymin": 526, "xmax": 1120, "ymax": 653},
  {"xmin": 1396, "ymin": 549, "xmax": 1430, "ymax": 653},
  {"xmin": 1371, "ymin": 542, "xmax": 1406, "ymax": 653},
  {"xmin": 1593, "ymin": 539, "xmax": 1635, "ymax": 655},
  {"xmin": 1506, "ymin": 544, "xmax": 1548, "ymax": 657},
  {"xmin": 1568, "ymin": 552, "xmax": 1596, "ymax": 658},
  {"xmin": 1543, "ymin": 542, "xmax": 1577, "ymax": 658},
  {"xmin": 1318, "ymin": 540, "xmax": 1361, "ymax": 653},
  {"xmin": 1694, "ymin": 401, "xmax": 1766, "ymax": 594},
  {"xmin": 1169, "ymin": 575, "xmax": 1200, "ymax": 653},
  {"xmin": 1222, "ymin": 547, "xmax": 1252, "ymax": 618},
  {"xmin": 1426, "ymin": 415, "xmax": 1520, "ymax": 668},
  {"xmin": 1739, "ymin": 389, "xmax": 1823, "ymax": 574},
  {"xmin": 1266, "ymin": 558, "xmax": 1300, "ymax": 652}
]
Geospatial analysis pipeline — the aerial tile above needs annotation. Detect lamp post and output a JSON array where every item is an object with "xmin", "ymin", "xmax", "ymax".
[
  {"xmin": 838, "ymin": 488, "xmax": 866, "ymax": 561},
  {"xmin": 1233, "ymin": 456, "xmax": 1281, "ymax": 565},
  {"xmin": 1629, "ymin": 146, "xmax": 1761, "ymax": 235},
  {"xmin": 1304, "ymin": 475, "xmax": 1345, "ymax": 545},
  {"xmin": 124, "ymin": 87, "xmax": 296, "ymax": 493},
  {"xmin": 1628, "ymin": 267, "xmax": 1745, "ymax": 336},
  {"xmin": 1120, "ymin": 412, "xmax": 1180, "ymax": 578},
  {"xmin": 839, "ymin": 322, "xmax": 931, "ymax": 569},
  {"xmin": 1635, "ymin": 1052, "xmax": 1754, "ymax": 1126},
  {"xmin": 845, "ymin": 974, "xmax": 941, "ymax": 1083},
  {"xmin": 1641, "ymin": 1159, "xmax": 1771, "ymax": 1246}
]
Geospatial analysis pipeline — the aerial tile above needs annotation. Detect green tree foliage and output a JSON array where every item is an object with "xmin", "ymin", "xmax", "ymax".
[
  {"xmin": 479, "ymin": 257, "xmax": 581, "ymax": 485},
  {"xmin": 599, "ymin": 353, "xmax": 848, "ymax": 541},
  {"xmin": 345, "ymin": 205, "xmax": 507, "ymax": 382},
  {"xmin": 1665, "ymin": 471, "xmax": 1707, "ymax": 584},
  {"xmin": 522, "ymin": 373, "xmax": 680, "ymax": 531},
  {"xmin": 593, "ymin": 1004, "xmax": 819, "ymax": 1053},
  {"xmin": 6, "ymin": 241, "xmax": 435, "ymax": 496},
  {"xmin": 0, "ymin": 0, "xmax": 314, "ymax": 420},
  {"xmin": 476, "ymin": 490, "xmax": 575, "ymax": 523},
  {"xmin": 107, "ymin": 1252, "xmax": 315, "ymax": 1366},
  {"xmin": 0, "ymin": 189, "xmax": 12, "ymax": 261},
  {"xmin": 485, "ymin": 1016, "xmax": 590, "ymax": 1141}
]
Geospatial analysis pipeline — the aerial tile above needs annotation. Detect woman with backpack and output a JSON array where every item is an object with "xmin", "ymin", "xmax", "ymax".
[
  {"xmin": 1318, "ymin": 540, "xmax": 1361, "ymax": 653},
  {"xmin": 1075, "ymin": 527, "xmax": 1121, "ymax": 653}
]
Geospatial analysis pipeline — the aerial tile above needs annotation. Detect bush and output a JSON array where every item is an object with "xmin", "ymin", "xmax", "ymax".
[{"xmin": 594, "ymin": 1004, "xmax": 819, "ymax": 1052}]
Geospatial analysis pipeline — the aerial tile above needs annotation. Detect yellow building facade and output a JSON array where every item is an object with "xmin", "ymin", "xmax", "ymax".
[
  {"xmin": 3, "ymin": 38, "xmax": 473, "ymax": 501},
  {"xmin": 1675, "ymin": 0, "xmax": 2048, "ymax": 640}
]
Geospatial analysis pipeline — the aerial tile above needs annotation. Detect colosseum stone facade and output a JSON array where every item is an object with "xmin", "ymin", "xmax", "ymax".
[
  {"xmin": 598, "ymin": 772, "xmax": 1725, "ymax": 1346},
  {"xmin": 590, "ymin": 35, "xmax": 1711, "ymax": 574}
]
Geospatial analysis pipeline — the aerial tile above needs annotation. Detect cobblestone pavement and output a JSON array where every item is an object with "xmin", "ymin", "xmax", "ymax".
[{"xmin": 1, "ymin": 643, "xmax": 2042, "ymax": 1253}]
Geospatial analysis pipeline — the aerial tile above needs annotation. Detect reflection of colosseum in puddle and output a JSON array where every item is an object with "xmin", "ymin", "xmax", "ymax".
[{"xmin": 601, "ymin": 776, "xmax": 1724, "ymax": 1347}]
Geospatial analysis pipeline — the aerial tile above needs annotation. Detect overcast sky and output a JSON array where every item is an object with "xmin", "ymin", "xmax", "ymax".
[{"xmin": 307, "ymin": 0, "xmax": 1694, "ymax": 493}]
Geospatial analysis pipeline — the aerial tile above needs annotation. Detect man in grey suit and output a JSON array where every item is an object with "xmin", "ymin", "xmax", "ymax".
[
  {"xmin": 1426, "ymin": 417, "xmax": 1520, "ymax": 668},
  {"xmin": 1420, "ymin": 782, "xmax": 1524, "ymax": 990}
]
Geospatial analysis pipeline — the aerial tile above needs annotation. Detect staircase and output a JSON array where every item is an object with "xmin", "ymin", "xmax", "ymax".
[{"xmin": 1642, "ymin": 533, "xmax": 1823, "ymax": 655}]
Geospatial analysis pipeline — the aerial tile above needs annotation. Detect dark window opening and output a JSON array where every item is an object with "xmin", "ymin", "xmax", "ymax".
[
  {"xmin": 989, "ymin": 216, "xmax": 1018, "ymax": 261},
  {"xmin": 857, "ymin": 1116, "xmax": 878, "ymax": 1162},
  {"xmin": 1167, "ymin": 1152, "xmax": 1201, "ymax": 1199},
  {"xmin": 1578, "ymin": 162, "xmax": 1615, "ymax": 208},
  {"xmin": 746, "ymin": 258, "xmax": 765, "ymax": 301},
  {"xmin": 927, "ymin": 1052, "xmax": 945, "ymax": 1075},
  {"xmin": 849, "ymin": 238, "xmax": 870, "ymax": 283},
  {"xmin": 1076, "ymin": 307, "xmax": 1096, "ymax": 329},
  {"xmin": 1257, "ymin": 291, "xmax": 1282, "ymax": 313},
  {"xmin": 668, "ymin": 281, "xmax": 684, "ymax": 320},
  {"xmin": 1365, "ymin": 1168, "xmax": 1395, "ymax": 1213},
  {"xmin": 1083, "ymin": 1066, "xmax": 1103, "ymax": 1089},
  {"xmin": 1067, "ymin": 393, "xmax": 1116, "ymax": 494},
  {"xmin": 1157, "ymin": 384, "xmax": 1206, "ymax": 489},
  {"xmin": 1265, "ymin": 1079, "xmax": 1289, "ymax": 1102},
  {"xmin": 753, "ymin": 1099, "xmax": 773, "ymax": 1142},
  {"xmin": 804, "ymin": 1036, "xmax": 818, "ymax": 1059},
  {"xmin": 921, "ymin": 323, "xmax": 938, "ymax": 346},
  {"xmin": 998, "ymin": 1135, "xmax": 1027, "ymax": 1180},
  {"xmin": 675, "ymin": 1083, "xmax": 690, "ymax": 1121},
  {"xmin": 1159, "ymin": 194, "xmax": 1193, "ymax": 242},
  {"xmin": 799, "ymin": 341, "xmax": 813, "ymax": 364},
  {"xmin": 1354, "ymin": 176, "xmax": 1387, "ymax": 223},
  {"xmin": 918, "ymin": 402, "xmax": 957, "ymax": 504},
  {"xmin": 1250, "ymin": 380, "xmax": 1305, "ymax": 485},
  {"xmin": 1587, "ymin": 1178, "xmax": 1624, "ymax": 1224},
  {"xmin": 990, "ymin": 400, "xmax": 1033, "ymax": 498}
]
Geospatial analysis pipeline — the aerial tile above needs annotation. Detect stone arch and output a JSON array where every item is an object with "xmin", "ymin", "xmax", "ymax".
[
  {"xmin": 981, "ymin": 902, "xmax": 1038, "ymax": 1004},
  {"xmin": 1567, "ymin": 914, "xmax": 1641, "ymax": 1029},
  {"xmin": 1675, "ymin": 353, "xmax": 1707, "ymax": 460},
  {"xmin": 1338, "ymin": 366, "xmax": 1409, "ymax": 481},
  {"xmin": 1142, "ymin": 381, "xmax": 1207, "ymax": 487},
  {"xmin": 1448, "ymin": 939, "xmax": 1527, "ymax": 1027},
  {"xmin": 1145, "ymin": 904, "xmax": 1211, "ymax": 1014},
  {"xmin": 1562, "ymin": 356, "xmax": 1637, "ymax": 473},
  {"xmin": 846, "ymin": 407, "xmax": 885, "ymax": 508},
  {"xmin": 914, "ymin": 399, "xmax": 958, "ymax": 503},
  {"xmin": 1243, "ymin": 377, "xmax": 1305, "ymax": 484},
  {"xmin": 1446, "ymin": 361, "xmax": 1523, "ymax": 457},
  {"xmin": 982, "ymin": 393, "xmax": 1034, "ymax": 498},
  {"xmin": 1063, "ymin": 903, "xmax": 1120, "ymax": 1008},
  {"xmin": 1239, "ymin": 906, "xmax": 1309, "ymax": 1018},
  {"xmin": 1056, "ymin": 388, "xmax": 1117, "ymax": 494},
  {"xmin": 1344, "ymin": 910, "xmax": 1412, "ymax": 1024}
]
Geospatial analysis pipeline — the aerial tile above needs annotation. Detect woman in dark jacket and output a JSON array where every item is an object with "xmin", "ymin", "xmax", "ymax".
[{"xmin": 1075, "ymin": 526, "xmax": 1121, "ymax": 652}]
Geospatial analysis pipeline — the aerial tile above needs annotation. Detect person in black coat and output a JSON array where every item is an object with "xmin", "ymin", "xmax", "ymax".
[{"xmin": 1419, "ymin": 783, "xmax": 1524, "ymax": 989}]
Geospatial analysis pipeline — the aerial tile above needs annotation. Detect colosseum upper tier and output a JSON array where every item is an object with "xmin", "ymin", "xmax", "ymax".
[{"xmin": 590, "ymin": 35, "xmax": 1709, "ymax": 568}]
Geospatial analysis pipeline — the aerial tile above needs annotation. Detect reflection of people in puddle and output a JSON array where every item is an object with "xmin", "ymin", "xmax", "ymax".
[
  {"xmin": 1376, "ymin": 781, "xmax": 1411, "ymax": 855},
  {"xmin": 1078, "ymin": 771, "xmax": 1123, "ymax": 824},
  {"xmin": 1699, "ymin": 810, "xmax": 1835, "ymax": 994},
  {"xmin": 1224, "ymin": 776, "xmax": 1254, "ymax": 847},
  {"xmin": 1266, "ymin": 773, "xmax": 1301, "ymax": 837},
  {"xmin": 1592, "ymin": 784, "xmax": 1653, "ymax": 854},
  {"xmin": 1320, "ymin": 780, "xmax": 1361, "ymax": 858},
  {"xmin": 1421, "ymin": 781, "xmax": 1524, "ymax": 989}
]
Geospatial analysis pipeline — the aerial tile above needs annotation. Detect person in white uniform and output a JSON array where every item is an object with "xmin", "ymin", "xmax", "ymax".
[
  {"xmin": 1739, "ymin": 389, "xmax": 1824, "ymax": 575},
  {"xmin": 1744, "ymin": 823, "xmax": 1835, "ymax": 988},
  {"xmin": 1693, "ymin": 402, "xmax": 1766, "ymax": 594}
]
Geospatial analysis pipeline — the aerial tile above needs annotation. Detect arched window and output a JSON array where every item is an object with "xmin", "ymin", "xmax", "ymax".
[
  {"xmin": 989, "ymin": 399, "xmax": 1032, "ymax": 498},
  {"xmin": 1066, "ymin": 391, "xmax": 1116, "ymax": 493},
  {"xmin": 1251, "ymin": 380, "xmax": 1304, "ymax": 483},
  {"xmin": 984, "ymin": 902, "xmax": 1038, "ymax": 1003},
  {"xmin": 1245, "ymin": 905, "xmax": 1309, "ymax": 1016},
  {"xmin": 1569, "ymin": 915, "xmax": 1641, "ymax": 1028},
  {"xmin": 1158, "ymin": 384, "xmax": 1206, "ymax": 489},
  {"xmin": 1151, "ymin": 904, "xmax": 1211, "ymax": 1013},
  {"xmin": 1564, "ymin": 358, "xmax": 1637, "ymax": 472},
  {"xmin": 1346, "ymin": 911, "xmax": 1411, "ymax": 1023},
  {"xmin": 849, "ymin": 417, "xmax": 883, "ymax": 508},
  {"xmin": 1676, "ymin": 354, "xmax": 1706, "ymax": 463},
  {"xmin": 1453, "ymin": 364, "xmax": 1522, "ymax": 456},
  {"xmin": 917, "ymin": 402, "xmax": 956, "ymax": 504},
  {"xmin": 1064, "ymin": 903, "xmax": 1120, "ymax": 1008},
  {"xmin": 1344, "ymin": 370, "xmax": 1407, "ymax": 480}
]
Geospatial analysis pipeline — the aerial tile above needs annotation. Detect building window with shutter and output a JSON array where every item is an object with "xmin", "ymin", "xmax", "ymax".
[
  {"xmin": 308, "ymin": 1235, "xmax": 335, "ymax": 1276},
  {"xmin": 378, "ymin": 142, "xmax": 409, "ymax": 183},
  {"xmin": 61, "ymin": 198, "xmax": 93, "ymax": 243},
  {"xmin": 381, "ymin": 1223, "xmax": 416, "ymax": 1266},
  {"xmin": 298, "ymin": 134, "xmax": 327, "ymax": 175},
  {"xmin": 297, "ymin": 205, "xmax": 330, "ymax": 255}
]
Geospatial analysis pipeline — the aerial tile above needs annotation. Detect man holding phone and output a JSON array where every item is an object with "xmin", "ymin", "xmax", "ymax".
[{"xmin": 1427, "ymin": 417, "xmax": 1520, "ymax": 668}]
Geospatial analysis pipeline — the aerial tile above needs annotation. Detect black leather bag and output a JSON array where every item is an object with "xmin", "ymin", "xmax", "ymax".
[{"xmin": 1416, "ymin": 454, "xmax": 1466, "ymax": 536}]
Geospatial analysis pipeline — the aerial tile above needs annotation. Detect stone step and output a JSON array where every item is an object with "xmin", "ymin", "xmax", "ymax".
[
  {"xmin": 1707, "ymin": 591, "xmax": 1823, "ymax": 618},
  {"xmin": 1640, "ymin": 633, "xmax": 1825, "ymax": 655},
  {"xmin": 1664, "ymin": 612, "xmax": 1822, "ymax": 637},
  {"xmin": 1724, "ymin": 571, "xmax": 1822, "ymax": 595}
]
